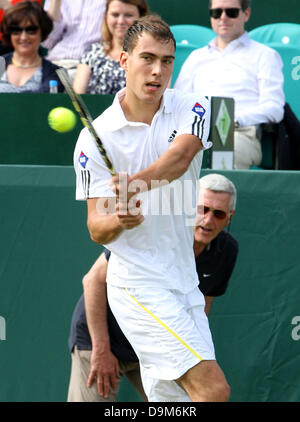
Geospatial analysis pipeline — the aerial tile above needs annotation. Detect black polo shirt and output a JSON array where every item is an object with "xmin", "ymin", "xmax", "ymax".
[
  {"xmin": 69, "ymin": 232, "xmax": 238, "ymax": 361},
  {"xmin": 195, "ymin": 230, "xmax": 238, "ymax": 296}
]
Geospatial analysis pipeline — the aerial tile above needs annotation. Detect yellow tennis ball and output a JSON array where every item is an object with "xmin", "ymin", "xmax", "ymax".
[{"xmin": 48, "ymin": 107, "xmax": 76, "ymax": 133}]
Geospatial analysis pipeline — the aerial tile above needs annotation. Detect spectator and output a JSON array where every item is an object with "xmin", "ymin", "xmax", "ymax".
[
  {"xmin": 0, "ymin": 0, "xmax": 42, "ymax": 55},
  {"xmin": 174, "ymin": 0, "xmax": 285, "ymax": 169},
  {"xmin": 193, "ymin": 173, "xmax": 238, "ymax": 315},
  {"xmin": 68, "ymin": 174, "xmax": 238, "ymax": 402},
  {"xmin": 73, "ymin": 0, "xmax": 149, "ymax": 95},
  {"xmin": 42, "ymin": 0, "xmax": 106, "ymax": 81},
  {"xmin": 0, "ymin": 1, "xmax": 63, "ymax": 92}
]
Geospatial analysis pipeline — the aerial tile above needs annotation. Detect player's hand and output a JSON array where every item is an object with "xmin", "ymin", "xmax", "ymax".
[
  {"xmin": 116, "ymin": 199, "xmax": 144, "ymax": 229},
  {"xmin": 87, "ymin": 347, "xmax": 120, "ymax": 399},
  {"xmin": 110, "ymin": 172, "xmax": 141, "ymax": 202},
  {"xmin": 110, "ymin": 172, "xmax": 144, "ymax": 229}
]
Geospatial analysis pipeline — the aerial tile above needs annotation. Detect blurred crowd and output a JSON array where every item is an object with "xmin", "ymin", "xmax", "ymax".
[{"xmin": 0, "ymin": 0, "xmax": 298, "ymax": 167}]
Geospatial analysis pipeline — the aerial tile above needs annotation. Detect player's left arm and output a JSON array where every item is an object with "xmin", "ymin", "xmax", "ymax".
[
  {"xmin": 111, "ymin": 134, "xmax": 203, "ymax": 199},
  {"xmin": 112, "ymin": 95, "xmax": 211, "ymax": 194},
  {"xmin": 130, "ymin": 133, "xmax": 203, "ymax": 188}
]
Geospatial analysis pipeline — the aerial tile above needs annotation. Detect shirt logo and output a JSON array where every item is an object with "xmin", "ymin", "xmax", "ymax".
[
  {"xmin": 203, "ymin": 273, "xmax": 211, "ymax": 278},
  {"xmin": 192, "ymin": 103, "xmax": 206, "ymax": 118},
  {"xmin": 79, "ymin": 151, "xmax": 89, "ymax": 169},
  {"xmin": 168, "ymin": 129, "xmax": 177, "ymax": 142}
]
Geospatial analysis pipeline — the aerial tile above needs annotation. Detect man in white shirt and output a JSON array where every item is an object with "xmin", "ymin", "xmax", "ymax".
[
  {"xmin": 74, "ymin": 15, "xmax": 230, "ymax": 402},
  {"xmin": 174, "ymin": 0, "xmax": 285, "ymax": 169},
  {"xmin": 42, "ymin": 0, "xmax": 106, "ymax": 80}
]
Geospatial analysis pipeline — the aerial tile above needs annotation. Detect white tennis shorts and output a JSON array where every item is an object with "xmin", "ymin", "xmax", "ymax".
[{"xmin": 107, "ymin": 284, "xmax": 215, "ymax": 402}]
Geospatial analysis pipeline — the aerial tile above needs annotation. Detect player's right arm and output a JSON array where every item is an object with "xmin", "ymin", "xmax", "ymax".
[{"xmin": 74, "ymin": 128, "xmax": 144, "ymax": 245}]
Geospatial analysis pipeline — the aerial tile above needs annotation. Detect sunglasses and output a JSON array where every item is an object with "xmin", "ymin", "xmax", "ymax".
[
  {"xmin": 10, "ymin": 25, "xmax": 39, "ymax": 35},
  {"xmin": 198, "ymin": 205, "xmax": 229, "ymax": 220},
  {"xmin": 209, "ymin": 8, "xmax": 241, "ymax": 19}
]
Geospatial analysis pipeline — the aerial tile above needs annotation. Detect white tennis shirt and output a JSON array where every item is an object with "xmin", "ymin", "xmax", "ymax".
[
  {"xmin": 74, "ymin": 88, "xmax": 211, "ymax": 294},
  {"xmin": 174, "ymin": 32, "xmax": 285, "ymax": 127}
]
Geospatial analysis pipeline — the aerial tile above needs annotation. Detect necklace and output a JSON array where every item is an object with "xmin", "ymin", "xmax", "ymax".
[{"xmin": 12, "ymin": 56, "xmax": 41, "ymax": 69}]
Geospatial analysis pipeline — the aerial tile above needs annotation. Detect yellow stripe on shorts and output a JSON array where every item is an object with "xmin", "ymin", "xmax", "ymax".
[{"xmin": 125, "ymin": 288, "xmax": 203, "ymax": 362}]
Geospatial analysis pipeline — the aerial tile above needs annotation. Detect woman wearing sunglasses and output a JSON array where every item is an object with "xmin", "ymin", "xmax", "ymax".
[
  {"xmin": 0, "ymin": 0, "xmax": 42, "ymax": 55},
  {"xmin": 0, "ymin": 1, "xmax": 63, "ymax": 92}
]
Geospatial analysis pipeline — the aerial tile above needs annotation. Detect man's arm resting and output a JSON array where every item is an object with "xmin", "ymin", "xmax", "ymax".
[
  {"xmin": 204, "ymin": 296, "xmax": 214, "ymax": 316},
  {"xmin": 83, "ymin": 252, "xmax": 119, "ymax": 398}
]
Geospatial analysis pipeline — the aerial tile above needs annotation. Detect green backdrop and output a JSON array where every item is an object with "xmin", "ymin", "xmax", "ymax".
[
  {"xmin": 0, "ymin": 166, "xmax": 300, "ymax": 402},
  {"xmin": 0, "ymin": 93, "xmax": 113, "ymax": 166}
]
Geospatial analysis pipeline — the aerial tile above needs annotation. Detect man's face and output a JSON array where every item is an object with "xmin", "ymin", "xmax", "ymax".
[
  {"xmin": 120, "ymin": 32, "xmax": 175, "ymax": 106},
  {"xmin": 194, "ymin": 188, "xmax": 234, "ymax": 246},
  {"xmin": 210, "ymin": 0, "xmax": 250, "ymax": 44}
]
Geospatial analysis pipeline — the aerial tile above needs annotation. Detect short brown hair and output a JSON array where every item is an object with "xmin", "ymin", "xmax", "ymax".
[
  {"xmin": 123, "ymin": 14, "xmax": 176, "ymax": 53},
  {"xmin": 1, "ymin": 1, "xmax": 53, "ymax": 47},
  {"xmin": 209, "ymin": 0, "xmax": 251, "ymax": 10},
  {"xmin": 102, "ymin": 0, "xmax": 150, "ymax": 54}
]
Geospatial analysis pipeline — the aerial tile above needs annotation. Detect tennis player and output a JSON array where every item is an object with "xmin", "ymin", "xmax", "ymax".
[{"xmin": 74, "ymin": 15, "xmax": 230, "ymax": 401}]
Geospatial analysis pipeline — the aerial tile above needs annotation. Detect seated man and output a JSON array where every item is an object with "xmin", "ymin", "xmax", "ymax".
[
  {"xmin": 174, "ymin": 0, "xmax": 285, "ymax": 169},
  {"xmin": 67, "ymin": 173, "xmax": 239, "ymax": 402}
]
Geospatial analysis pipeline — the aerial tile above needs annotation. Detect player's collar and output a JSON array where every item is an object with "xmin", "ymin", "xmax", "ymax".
[
  {"xmin": 108, "ymin": 88, "xmax": 172, "ymax": 131},
  {"xmin": 161, "ymin": 89, "xmax": 174, "ymax": 114}
]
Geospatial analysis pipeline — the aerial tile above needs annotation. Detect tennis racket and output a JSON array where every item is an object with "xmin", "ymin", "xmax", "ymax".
[{"xmin": 56, "ymin": 68, "xmax": 115, "ymax": 175}]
